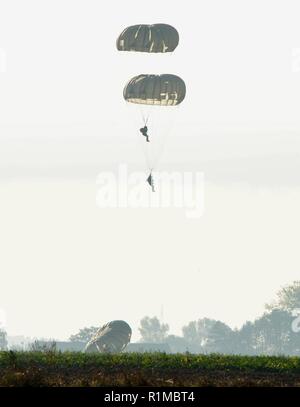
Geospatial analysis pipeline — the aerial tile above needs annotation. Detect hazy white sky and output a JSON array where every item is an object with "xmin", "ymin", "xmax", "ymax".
[{"xmin": 0, "ymin": 0, "xmax": 300, "ymax": 341}]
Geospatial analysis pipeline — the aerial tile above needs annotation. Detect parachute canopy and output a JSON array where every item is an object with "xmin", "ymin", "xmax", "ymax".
[
  {"xmin": 84, "ymin": 320, "xmax": 132, "ymax": 353},
  {"xmin": 124, "ymin": 74, "xmax": 186, "ymax": 106},
  {"xmin": 116, "ymin": 24, "xmax": 179, "ymax": 53}
]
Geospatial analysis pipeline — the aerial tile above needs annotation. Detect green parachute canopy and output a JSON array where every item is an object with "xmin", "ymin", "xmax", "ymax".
[
  {"xmin": 84, "ymin": 320, "xmax": 132, "ymax": 353},
  {"xmin": 124, "ymin": 74, "xmax": 186, "ymax": 106},
  {"xmin": 116, "ymin": 24, "xmax": 179, "ymax": 53}
]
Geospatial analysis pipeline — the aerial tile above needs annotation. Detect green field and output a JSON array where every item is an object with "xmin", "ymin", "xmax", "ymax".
[{"xmin": 1, "ymin": 351, "xmax": 300, "ymax": 386}]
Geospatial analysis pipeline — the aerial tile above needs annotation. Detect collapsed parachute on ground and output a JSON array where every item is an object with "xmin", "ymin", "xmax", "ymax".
[
  {"xmin": 124, "ymin": 74, "xmax": 186, "ymax": 106},
  {"xmin": 84, "ymin": 320, "xmax": 132, "ymax": 353},
  {"xmin": 116, "ymin": 24, "xmax": 179, "ymax": 53}
]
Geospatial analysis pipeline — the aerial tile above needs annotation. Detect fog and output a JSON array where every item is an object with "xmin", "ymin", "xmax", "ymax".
[{"xmin": 0, "ymin": 0, "xmax": 300, "ymax": 346}]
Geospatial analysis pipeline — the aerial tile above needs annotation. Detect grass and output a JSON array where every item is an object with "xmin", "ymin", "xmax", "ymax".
[{"xmin": 1, "ymin": 351, "xmax": 300, "ymax": 386}]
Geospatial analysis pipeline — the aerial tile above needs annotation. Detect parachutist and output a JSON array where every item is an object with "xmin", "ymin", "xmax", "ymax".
[
  {"xmin": 147, "ymin": 172, "xmax": 155, "ymax": 192},
  {"xmin": 140, "ymin": 125, "xmax": 150, "ymax": 142}
]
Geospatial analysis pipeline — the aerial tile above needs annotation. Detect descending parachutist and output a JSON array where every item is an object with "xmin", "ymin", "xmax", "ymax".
[
  {"xmin": 139, "ymin": 125, "xmax": 150, "ymax": 142},
  {"xmin": 147, "ymin": 171, "xmax": 155, "ymax": 192}
]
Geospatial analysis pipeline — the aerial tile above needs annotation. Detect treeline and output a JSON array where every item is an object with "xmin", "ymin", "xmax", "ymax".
[
  {"xmin": 136, "ymin": 281, "xmax": 300, "ymax": 355},
  {"xmin": 1, "ymin": 281, "xmax": 300, "ymax": 355},
  {"xmin": 138, "ymin": 309, "xmax": 300, "ymax": 355},
  {"xmin": 69, "ymin": 281, "xmax": 300, "ymax": 356}
]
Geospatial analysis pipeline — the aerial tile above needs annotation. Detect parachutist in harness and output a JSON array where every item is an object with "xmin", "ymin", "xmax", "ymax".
[
  {"xmin": 147, "ymin": 171, "xmax": 155, "ymax": 192},
  {"xmin": 140, "ymin": 125, "xmax": 150, "ymax": 142}
]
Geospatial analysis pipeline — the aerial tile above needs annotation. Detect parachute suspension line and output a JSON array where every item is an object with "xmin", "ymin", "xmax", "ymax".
[
  {"xmin": 142, "ymin": 107, "xmax": 158, "ymax": 172},
  {"xmin": 139, "ymin": 105, "xmax": 153, "ymax": 172},
  {"xmin": 140, "ymin": 106, "xmax": 149, "ymax": 127},
  {"xmin": 142, "ymin": 113, "xmax": 149, "ymax": 127},
  {"xmin": 141, "ymin": 137, "xmax": 152, "ymax": 171}
]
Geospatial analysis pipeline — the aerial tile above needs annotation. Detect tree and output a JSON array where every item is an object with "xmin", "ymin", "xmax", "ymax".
[
  {"xmin": 0, "ymin": 329, "xmax": 8, "ymax": 350},
  {"xmin": 182, "ymin": 318, "xmax": 234, "ymax": 353},
  {"xmin": 235, "ymin": 310, "xmax": 300, "ymax": 356},
  {"xmin": 182, "ymin": 321, "xmax": 199, "ymax": 345},
  {"xmin": 252, "ymin": 310, "xmax": 292, "ymax": 354},
  {"xmin": 266, "ymin": 281, "xmax": 300, "ymax": 312},
  {"xmin": 69, "ymin": 326, "xmax": 99, "ymax": 343},
  {"xmin": 234, "ymin": 321, "xmax": 256, "ymax": 355},
  {"xmin": 139, "ymin": 317, "xmax": 169, "ymax": 343}
]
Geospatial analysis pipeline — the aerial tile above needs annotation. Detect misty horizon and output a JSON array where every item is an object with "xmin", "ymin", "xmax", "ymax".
[{"xmin": 1, "ymin": 0, "xmax": 300, "ymax": 344}]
